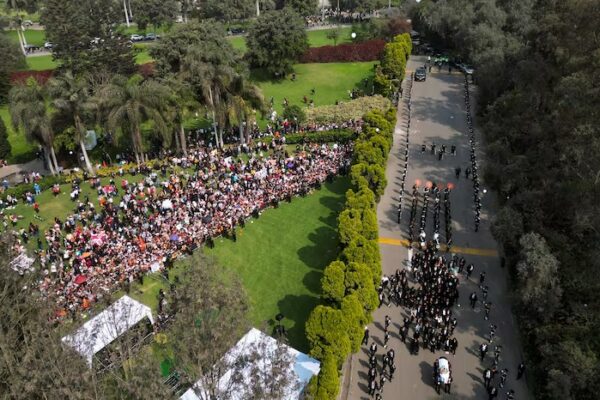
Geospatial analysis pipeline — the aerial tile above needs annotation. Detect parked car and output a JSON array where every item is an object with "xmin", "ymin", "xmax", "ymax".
[
  {"xmin": 144, "ymin": 33, "xmax": 158, "ymax": 41},
  {"xmin": 130, "ymin": 34, "xmax": 144, "ymax": 42},
  {"xmin": 415, "ymin": 67, "xmax": 427, "ymax": 82},
  {"xmin": 22, "ymin": 20, "xmax": 33, "ymax": 27},
  {"xmin": 44, "ymin": 42, "xmax": 53, "ymax": 50}
]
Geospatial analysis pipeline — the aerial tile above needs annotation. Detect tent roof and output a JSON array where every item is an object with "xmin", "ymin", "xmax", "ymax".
[
  {"xmin": 61, "ymin": 295, "xmax": 154, "ymax": 366},
  {"xmin": 180, "ymin": 328, "xmax": 320, "ymax": 400}
]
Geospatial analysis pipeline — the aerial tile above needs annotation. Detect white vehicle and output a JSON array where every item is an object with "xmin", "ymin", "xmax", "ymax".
[
  {"xmin": 434, "ymin": 357, "xmax": 451, "ymax": 384},
  {"xmin": 130, "ymin": 34, "xmax": 144, "ymax": 42},
  {"xmin": 44, "ymin": 42, "xmax": 53, "ymax": 50}
]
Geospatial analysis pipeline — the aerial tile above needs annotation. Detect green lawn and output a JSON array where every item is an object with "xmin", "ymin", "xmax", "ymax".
[
  {"xmin": 0, "ymin": 106, "xmax": 36, "ymax": 163},
  {"xmin": 307, "ymin": 26, "xmax": 353, "ymax": 47},
  {"xmin": 206, "ymin": 177, "xmax": 349, "ymax": 351},
  {"xmin": 6, "ymin": 29, "xmax": 47, "ymax": 46},
  {"xmin": 256, "ymin": 62, "xmax": 376, "ymax": 116},
  {"xmin": 25, "ymin": 55, "xmax": 58, "ymax": 70},
  {"xmin": 226, "ymin": 27, "xmax": 352, "ymax": 54}
]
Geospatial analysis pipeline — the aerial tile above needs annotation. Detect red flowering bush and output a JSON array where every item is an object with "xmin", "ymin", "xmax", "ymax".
[
  {"xmin": 300, "ymin": 40, "xmax": 385, "ymax": 63},
  {"xmin": 10, "ymin": 70, "xmax": 54, "ymax": 85}
]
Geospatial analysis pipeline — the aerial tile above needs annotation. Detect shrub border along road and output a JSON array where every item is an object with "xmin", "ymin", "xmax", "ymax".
[{"xmin": 304, "ymin": 107, "xmax": 397, "ymax": 399}]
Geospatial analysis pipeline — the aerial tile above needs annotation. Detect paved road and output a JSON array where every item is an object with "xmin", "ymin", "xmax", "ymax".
[{"xmin": 345, "ymin": 57, "xmax": 531, "ymax": 400}]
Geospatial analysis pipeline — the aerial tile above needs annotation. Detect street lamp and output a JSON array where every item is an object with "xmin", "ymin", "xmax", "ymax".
[{"xmin": 351, "ymin": 32, "xmax": 357, "ymax": 40}]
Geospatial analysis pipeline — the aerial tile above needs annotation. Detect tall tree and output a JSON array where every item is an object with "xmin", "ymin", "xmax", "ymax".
[
  {"xmin": 47, "ymin": 71, "xmax": 95, "ymax": 174},
  {"xmin": 42, "ymin": 0, "xmax": 135, "ymax": 75},
  {"xmin": 9, "ymin": 80, "xmax": 59, "ymax": 174},
  {"xmin": 0, "ymin": 32, "xmax": 25, "ymax": 103},
  {"xmin": 276, "ymin": 0, "xmax": 317, "ymax": 16},
  {"xmin": 199, "ymin": 0, "xmax": 255, "ymax": 22},
  {"xmin": 95, "ymin": 75, "xmax": 170, "ymax": 164},
  {"xmin": 246, "ymin": 8, "xmax": 308, "ymax": 76},
  {"xmin": 224, "ymin": 75, "xmax": 265, "ymax": 144},
  {"xmin": 130, "ymin": 0, "xmax": 178, "ymax": 31}
]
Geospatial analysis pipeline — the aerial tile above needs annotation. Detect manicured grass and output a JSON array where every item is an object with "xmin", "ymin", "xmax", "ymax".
[
  {"xmin": 6, "ymin": 29, "xmax": 47, "ymax": 46},
  {"xmin": 307, "ymin": 26, "xmax": 353, "ymax": 47},
  {"xmin": 134, "ymin": 47, "xmax": 154, "ymax": 64},
  {"xmin": 227, "ymin": 35, "xmax": 247, "ymax": 52},
  {"xmin": 256, "ymin": 62, "xmax": 376, "ymax": 115},
  {"xmin": 25, "ymin": 55, "xmax": 58, "ymax": 70},
  {"xmin": 206, "ymin": 177, "xmax": 349, "ymax": 351},
  {"xmin": 0, "ymin": 106, "xmax": 36, "ymax": 163},
  {"xmin": 226, "ymin": 27, "xmax": 352, "ymax": 54}
]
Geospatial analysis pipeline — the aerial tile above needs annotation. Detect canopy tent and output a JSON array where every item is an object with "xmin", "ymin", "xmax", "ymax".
[
  {"xmin": 61, "ymin": 295, "xmax": 154, "ymax": 367},
  {"xmin": 180, "ymin": 328, "xmax": 320, "ymax": 400}
]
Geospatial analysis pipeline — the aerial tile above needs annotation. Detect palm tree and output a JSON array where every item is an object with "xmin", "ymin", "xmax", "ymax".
[
  {"xmin": 225, "ymin": 76, "xmax": 265, "ymax": 144},
  {"xmin": 95, "ymin": 75, "xmax": 170, "ymax": 164},
  {"xmin": 165, "ymin": 78, "xmax": 198, "ymax": 156},
  {"xmin": 182, "ymin": 46, "xmax": 237, "ymax": 149},
  {"xmin": 9, "ymin": 80, "xmax": 59, "ymax": 175},
  {"xmin": 48, "ymin": 71, "xmax": 95, "ymax": 174}
]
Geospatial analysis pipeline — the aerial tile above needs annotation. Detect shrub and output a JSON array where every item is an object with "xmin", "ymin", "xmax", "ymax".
[
  {"xmin": 299, "ymin": 39, "xmax": 385, "ymax": 63},
  {"xmin": 342, "ymin": 235, "xmax": 381, "ymax": 283},
  {"xmin": 350, "ymin": 162, "xmax": 387, "ymax": 200},
  {"xmin": 352, "ymin": 140, "xmax": 386, "ymax": 169},
  {"xmin": 0, "ymin": 118, "xmax": 11, "ymax": 160},
  {"xmin": 321, "ymin": 261, "xmax": 346, "ymax": 304},
  {"xmin": 304, "ymin": 352, "xmax": 340, "ymax": 400},
  {"xmin": 338, "ymin": 207, "xmax": 378, "ymax": 244},
  {"xmin": 282, "ymin": 104, "xmax": 306, "ymax": 124},
  {"xmin": 341, "ymin": 293, "xmax": 368, "ymax": 352},
  {"xmin": 305, "ymin": 96, "xmax": 392, "ymax": 125},
  {"xmin": 305, "ymin": 305, "xmax": 352, "ymax": 368},
  {"xmin": 344, "ymin": 262, "xmax": 379, "ymax": 316},
  {"xmin": 10, "ymin": 70, "xmax": 54, "ymax": 86},
  {"xmin": 345, "ymin": 187, "xmax": 376, "ymax": 210}
]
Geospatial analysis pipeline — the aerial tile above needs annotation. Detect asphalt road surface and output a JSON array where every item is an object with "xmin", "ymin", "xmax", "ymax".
[{"xmin": 344, "ymin": 57, "xmax": 532, "ymax": 400}]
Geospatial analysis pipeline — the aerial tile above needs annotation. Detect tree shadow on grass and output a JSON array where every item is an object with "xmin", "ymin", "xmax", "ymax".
[{"xmin": 277, "ymin": 294, "xmax": 319, "ymax": 353}]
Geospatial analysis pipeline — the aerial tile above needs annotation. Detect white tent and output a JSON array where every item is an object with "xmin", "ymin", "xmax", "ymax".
[
  {"xmin": 180, "ymin": 328, "xmax": 320, "ymax": 400},
  {"xmin": 61, "ymin": 295, "xmax": 154, "ymax": 367}
]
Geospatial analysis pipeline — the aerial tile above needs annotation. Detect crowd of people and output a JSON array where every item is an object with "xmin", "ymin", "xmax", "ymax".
[
  {"xmin": 463, "ymin": 77, "xmax": 482, "ymax": 231},
  {"xmin": 11, "ymin": 140, "xmax": 352, "ymax": 315}
]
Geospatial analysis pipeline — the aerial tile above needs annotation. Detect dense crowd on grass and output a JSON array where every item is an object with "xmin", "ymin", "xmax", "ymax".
[{"xmin": 10, "ymin": 139, "xmax": 352, "ymax": 316}]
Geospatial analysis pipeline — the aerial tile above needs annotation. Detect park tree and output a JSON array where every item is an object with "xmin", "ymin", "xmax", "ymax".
[
  {"xmin": 516, "ymin": 232, "xmax": 562, "ymax": 321},
  {"xmin": 95, "ymin": 74, "xmax": 170, "ymax": 164},
  {"xmin": 338, "ymin": 206, "xmax": 378, "ymax": 244},
  {"xmin": 0, "ymin": 117, "xmax": 11, "ymax": 160},
  {"xmin": 326, "ymin": 28, "xmax": 341, "ymax": 46},
  {"xmin": 130, "ymin": 0, "xmax": 178, "ymax": 31},
  {"xmin": 0, "ymin": 235, "xmax": 97, "ymax": 399},
  {"xmin": 321, "ymin": 260, "xmax": 346, "ymax": 304},
  {"xmin": 199, "ymin": 0, "xmax": 255, "ymax": 22},
  {"xmin": 491, "ymin": 206, "xmax": 524, "ymax": 251},
  {"xmin": 305, "ymin": 305, "xmax": 351, "ymax": 367},
  {"xmin": 9, "ymin": 80, "xmax": 59, "ymax": 174},
  {"xmin": 353, "ymin": 138, "xmax": 386, "ymax": 167},
  {"xmin": 225, "ymin": 75, "xmax": 265, "ymax": 143},
  {"xmin": 342, "ymin": 234, "xmax": 381, "ymax": 283},
  {"xmin": 344, "ymin": 262, "xmax": 378, "ymax": 315},
  {"xmin": 0, "ymin": 33, "xmax": 25, "ymax": 103},
  {"xmin": 276, "ymin": 0, "xmax": 317, "ymax": 16},
  {"xmin": 41, "ymin": 0, "xmax": 135, "ymax": 75},
  {"xmin": 47, "ymin": 71, "xmax": 95, "ymax": 174},
  {"xmin": 246, "ymin": 8, "xmax": 308, "ymax": 76}
]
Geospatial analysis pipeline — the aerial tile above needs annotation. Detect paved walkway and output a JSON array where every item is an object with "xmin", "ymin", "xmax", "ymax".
[
  {"xmin": 345, "ymin": 57, "xmax": 531, "ymax": 400},
  {"xmin": 0, "ymin": 158, "xmax": 45, "ymax": 182}
]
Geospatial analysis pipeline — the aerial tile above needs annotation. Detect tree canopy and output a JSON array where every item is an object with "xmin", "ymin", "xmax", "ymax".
[
  {"xmin": 41, "ymin": 0, "xmax": 135, "ymax": 75},
  {"xmin": 246, "ymin": 8, "xmax": 308, "ymax": 76},
  {"xmin": 130, "ymin": 0, "xmax": 178, "ymax": 30}
]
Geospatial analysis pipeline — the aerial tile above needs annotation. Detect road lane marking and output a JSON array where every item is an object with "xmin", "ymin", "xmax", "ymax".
[{"xmin": 379, "ymin": 237, "xmax": 499, "ymax": 257}]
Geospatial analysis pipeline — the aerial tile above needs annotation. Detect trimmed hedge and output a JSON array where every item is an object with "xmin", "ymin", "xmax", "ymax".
[
  {"xmin": 299, "ymin": 40, "xmax": 385, "ymax": 63},
  {"xmin": 305, "ymin": 95, "xmax": 392, "ymax": 125},
  {"xmin": 305, "ymin": 105, "xmax": 397, "ymax": 397}
]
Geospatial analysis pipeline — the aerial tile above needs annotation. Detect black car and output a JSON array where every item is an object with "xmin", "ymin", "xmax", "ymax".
[{"xmin": 415, "ymin": 67, "xmax": 427, "ymax": 82}]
